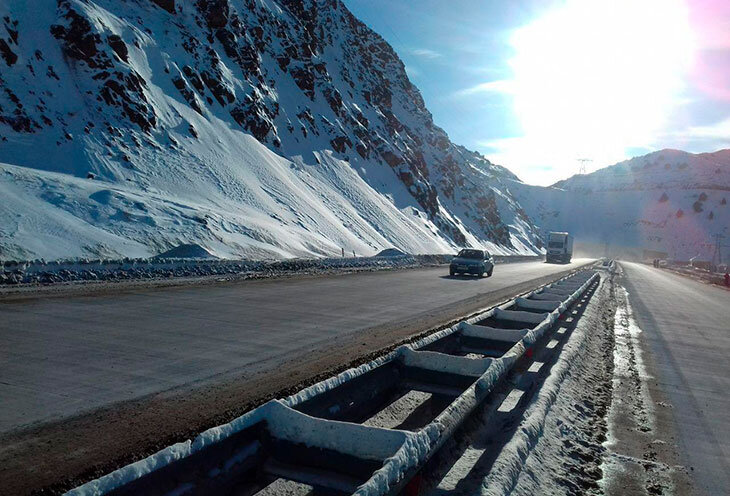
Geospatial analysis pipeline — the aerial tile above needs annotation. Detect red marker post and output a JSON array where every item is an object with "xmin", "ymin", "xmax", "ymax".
[{"xmin": 405, "ymin": 474, "xmax": 423, "ymax": 496}]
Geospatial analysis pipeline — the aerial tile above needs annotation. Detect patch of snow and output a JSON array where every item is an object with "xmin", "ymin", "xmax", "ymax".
[
  {"xmin": 540, "ymin": 286, "xmax": 573, "ymax": 296},
  {"xmin": 529, "ymin": 291, "xmax": 568, "ymax": 301},
  {"xmin": 266, "ymin": 401, "xmax": 408, "ymax": 461},
  {"xmin": 515, "ymin": 297, "xmax": 561, "ymax": 311},
  {"xmin": 64, "ymin": 441, "xmax": 192, "ymax": 496},
  {"xmin": 375, "ymin": 248, "xmax": 408, "ymax": 257},
  {"xmin": 285, "ymin": 353, "xmax": 398, "ymax": 408},
  {"xmin": 354, "ymin": 426, "xmax": 438, "ymax": 496},
  {"xmin": 601, "ymin": 285, "xmax": 655, "ymax": 477},
  {"xmin": 400, "ymin": 347, "xmax": 493, "ymax": 377},
  {"xmin": 459, "ymin": 322, "xmax": 529, "ymax": 343},
  {"xmin": 362, "ymin": 390, "xmax": 434, "ymax": 430},
  {"xmin": 494, "ymin": 308, "xmax": 549, "ymax": 325}
]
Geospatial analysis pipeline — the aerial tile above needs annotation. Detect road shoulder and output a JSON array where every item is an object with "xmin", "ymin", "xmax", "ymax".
[{"xmin": 601, "ymin": 268, "xmax": 694, "ymax": 495}]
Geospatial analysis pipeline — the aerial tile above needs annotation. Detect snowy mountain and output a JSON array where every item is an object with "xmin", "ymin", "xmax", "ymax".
[
  {"xmin": 0, "ymin": 0, "xmax": 542, "ymax": 260},
  {"xmin": 508, "ymin": 149, "xmax": 730, "ymax": 261}
]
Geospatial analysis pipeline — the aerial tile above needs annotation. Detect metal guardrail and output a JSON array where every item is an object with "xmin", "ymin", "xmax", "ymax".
[{"xmin": 67, "ymin": 270, "xmax": 599, "ymax": 496}]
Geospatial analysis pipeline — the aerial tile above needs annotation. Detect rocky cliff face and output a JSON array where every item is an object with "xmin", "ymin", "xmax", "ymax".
[{"xmin": 0, "ymin": 0, "xmax": 541, "ymax": 259}]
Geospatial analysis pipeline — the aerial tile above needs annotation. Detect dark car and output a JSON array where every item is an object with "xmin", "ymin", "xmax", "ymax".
[{"xmin": 449, "ymin": 249, "xmax": 494, "ymax": 277}]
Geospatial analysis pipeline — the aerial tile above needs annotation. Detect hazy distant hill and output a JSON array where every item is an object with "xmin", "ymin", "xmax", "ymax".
[{"xmin": 508, "ymin": 149, "xmax": 730, "ymax": 261}]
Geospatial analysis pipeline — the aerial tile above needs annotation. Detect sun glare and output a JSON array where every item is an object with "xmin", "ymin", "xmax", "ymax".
[{"xmin": 509, "ymin": 0, "xmax": 694, "ymax": 173}]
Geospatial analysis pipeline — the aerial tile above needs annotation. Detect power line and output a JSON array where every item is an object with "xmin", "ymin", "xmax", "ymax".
[
  {"xmin": 577, "ymin": 158, "xmax": 592, "ymax": 175},
  {"xmin": 711, "ymin": 233, "xmax": 725, "ymax": 268}
]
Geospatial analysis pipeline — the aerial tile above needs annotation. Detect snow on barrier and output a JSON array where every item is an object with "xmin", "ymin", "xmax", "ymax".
[
  {"xmin": 67, "ymin": 269, "xmax": 599, "ymax": 496},
  {"xmin": 514, "ymin": 297, "xmax": 561, "ymax": 312}
]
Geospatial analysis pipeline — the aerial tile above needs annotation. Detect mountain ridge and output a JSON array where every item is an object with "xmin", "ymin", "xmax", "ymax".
[
  {"xmin": 0, "ymin": 0, "xmax": 541, "ymax": 260},
  {"xmin": 551, "ymin": 148, "xmax": 730, "ymax": 191},
  {"xmin": 511, "ymin": 148, "xmax": 730, "ymax": 261}
]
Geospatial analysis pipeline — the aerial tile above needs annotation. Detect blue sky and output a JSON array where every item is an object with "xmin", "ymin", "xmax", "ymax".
[{"xmin": 342, "ymin": 0, "xmax": 730, "ymax": 185}]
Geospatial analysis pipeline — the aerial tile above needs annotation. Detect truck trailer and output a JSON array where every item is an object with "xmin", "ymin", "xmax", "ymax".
[{"xmin": 546, "ymin": 231, "xmax": 574, "ymax": 263}]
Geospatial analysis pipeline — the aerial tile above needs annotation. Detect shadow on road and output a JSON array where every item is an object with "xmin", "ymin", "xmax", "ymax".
[{"xmin": 439, "ymin": 275, "xmax": 487, "ymax": 281}]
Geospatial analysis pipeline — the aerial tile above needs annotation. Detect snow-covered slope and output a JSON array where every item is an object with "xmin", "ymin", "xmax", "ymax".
[
  {"xmin": 508, "ymin": 149, "xmax": 730, "ymax": 261},
  {"xmin": 0, "ymin": 0, "xmax": 542, "ymax": 260}
]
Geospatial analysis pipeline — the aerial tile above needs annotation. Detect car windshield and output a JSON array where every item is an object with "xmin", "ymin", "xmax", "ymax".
[
  {"xmin": 457, "ymin": 249, "xmax": 483, "ymax": 259},
  {"xmin": 549, "ymin": 241, "xmax": 564, "ymax": 248}
]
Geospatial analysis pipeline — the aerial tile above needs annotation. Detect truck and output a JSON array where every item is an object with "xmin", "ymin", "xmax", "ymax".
[{"xmin": 546, "ymin": 231, "xmax": 574, "ymax": 263}]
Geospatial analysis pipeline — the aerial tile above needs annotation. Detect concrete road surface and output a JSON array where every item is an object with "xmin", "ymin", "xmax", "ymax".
[
  {"xmin": 621, "ymin": 262, "xmax": 730, "ymax": 495},
  {"xmin": 0, "ymin": 259, "xmax": 590, "ymax": 434}
]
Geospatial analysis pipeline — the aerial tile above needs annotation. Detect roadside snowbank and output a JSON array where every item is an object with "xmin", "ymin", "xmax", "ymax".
[{"xmin": 0, "ymin": 253, "xmax": 541, "ymax": 286}]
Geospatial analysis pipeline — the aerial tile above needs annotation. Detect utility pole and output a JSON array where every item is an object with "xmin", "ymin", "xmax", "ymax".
[
  {"xmin": 577, "ymin": 158, "xmax": 592, "ymax": 175},
  {"xmin": 711, "ymin": 233, "xmax": 725, "ymax": 271}
]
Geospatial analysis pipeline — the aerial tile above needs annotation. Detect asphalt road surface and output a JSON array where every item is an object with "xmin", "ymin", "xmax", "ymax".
[
  {"xmin": 621, "ymin": 262, "xmax": 730, "ymax": 495},
  {"xmin": 0, "ymin": 259, "xmax": 591, "ymax": 435}
]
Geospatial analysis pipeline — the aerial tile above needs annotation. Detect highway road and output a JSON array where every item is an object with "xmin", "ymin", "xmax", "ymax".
[
  {"xmin": 621, "ymin": 262, "xmax": 730, "ymax": 495},
  {"xmin": 0, "ymin": 259, "xmax": 591, "ymax": 435}
]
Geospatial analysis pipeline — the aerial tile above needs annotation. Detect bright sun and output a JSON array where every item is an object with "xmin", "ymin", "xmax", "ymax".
[{"xmin": 509, "ymin": 0, "xmax": 694, "ymax": 174}]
